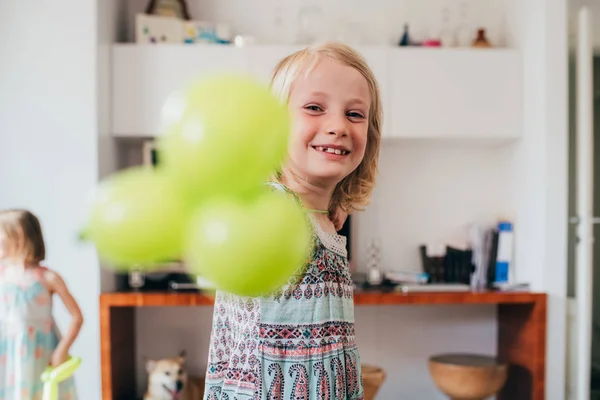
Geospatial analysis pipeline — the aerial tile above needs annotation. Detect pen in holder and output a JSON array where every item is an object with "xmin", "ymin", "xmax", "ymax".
[{"xmin": 41, "ymin": 356, "xmax": 81, "ymax": 400}]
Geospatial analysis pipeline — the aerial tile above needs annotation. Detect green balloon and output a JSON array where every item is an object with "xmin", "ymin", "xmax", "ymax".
[
  {"xmin": 157, "ymin": 73, "xmax": 290, "ymax": 206},
  {"xmin": 184, "ymin": 190, "xmax": 313, "ymax": 297},
  {"xmin": 84, "ymin": 167, "xmax": 189, "ymax": 269}
]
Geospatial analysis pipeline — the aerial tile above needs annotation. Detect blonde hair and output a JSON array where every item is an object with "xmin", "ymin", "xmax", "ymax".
[
  {"xmin": 0, "ymin": 209, "xmax": 46, "ymax": 264},
  {"xmin": 270, "ymin": 41, "xmax": 382, "ymax": 213}
]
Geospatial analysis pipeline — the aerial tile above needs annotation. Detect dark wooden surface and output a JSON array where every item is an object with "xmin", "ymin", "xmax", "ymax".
[
  {"xmin": 497, "ymin": 295, "xmax": 547, "ymax": 400},
  {"xmin": 100, "ymin": 290, "xmax": 544, "ymax": 307}
]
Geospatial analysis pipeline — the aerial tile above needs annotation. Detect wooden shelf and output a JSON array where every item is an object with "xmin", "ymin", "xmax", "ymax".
[
  {"xmin": 356, "ymin": 290, "xmax": 543, "ymax": 305},
  {"xmin": 100, "ymin": 289, "xmax": 546, "ymax": 400},
  {"xmin": 100, "ymin": 289, "xmax": 544, "ymax": 307}
]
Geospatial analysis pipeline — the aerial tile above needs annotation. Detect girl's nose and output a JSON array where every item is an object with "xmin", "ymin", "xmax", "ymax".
[
  {"xmin": 326, "ymin": 115, "xmax": 349, "ymax": 137},
  {"xmin": 327, "ymin": 129, "xmax": 348, "ymax": 137}
]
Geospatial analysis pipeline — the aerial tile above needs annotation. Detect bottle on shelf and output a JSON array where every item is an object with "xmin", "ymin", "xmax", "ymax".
[
  {"xmin": 455, "ymin": 1, "xmax": 472, "ymax": 47},
  {"xmin": 472, "ymin": 28, "xmax": 492, "ymax": 48},
  {"xmin": 494, "ymin": 221, "xmax": 514, "ymax": 284},
  {"xmin": 439, "ymin": 7, "xmax": 456, "ymax": 47}
]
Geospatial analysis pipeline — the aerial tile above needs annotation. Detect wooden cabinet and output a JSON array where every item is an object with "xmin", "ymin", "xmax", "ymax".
[
  {"xmin": 100, "ymin": 290, "xmax": 547, "ymax": 400},
  {"xmin": 110, "ymin": 44, "xmax": 522, "ymax": 140}
]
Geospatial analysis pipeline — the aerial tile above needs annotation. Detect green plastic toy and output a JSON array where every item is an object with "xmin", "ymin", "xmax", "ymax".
[{"xmin": 41, "ymin": 356, "xmax": 81, "ymax": 400}]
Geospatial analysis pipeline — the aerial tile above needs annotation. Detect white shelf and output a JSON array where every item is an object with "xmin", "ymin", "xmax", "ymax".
[
  {"xmin": 111, "ymin": 44, "xmax": 522, "ymax": 140},
  {"xmin": 388, "ymin": 47, "xmax": 522, "ymax": 139},
  {"xmin": 111, "ymin": 44, "xmax": 249, "ymax": 138}
]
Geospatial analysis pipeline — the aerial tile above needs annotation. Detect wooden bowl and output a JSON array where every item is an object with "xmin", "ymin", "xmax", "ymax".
[
  {"xmin": 428, "ymin": 354, "xmax": 508, "ymax": 400},
  {"xmin": 362, "ymin": 364, "xmax": 386, "ymax": 399}
]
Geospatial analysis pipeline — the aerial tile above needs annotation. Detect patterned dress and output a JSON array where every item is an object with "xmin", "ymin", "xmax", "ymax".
[
  {"xmin": 203, "ymin": 183, "xmax": 364, "ymax": 400},
  {"xmin": 0, "ymin": 265, "xmax": 78, "ymax": 400}
]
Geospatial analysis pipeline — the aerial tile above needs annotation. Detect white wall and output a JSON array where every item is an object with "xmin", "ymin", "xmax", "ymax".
[
  {"xmin": 506, "ymin": 0, "xmax": 569, "ymax": 397},
  {"xmin": 0, "ymin": 1, "xmax": 101, "ymax": 399},
  {"xmin": 354, "ymin": 141, "xmax": 516, "ymax": 273},
  {"xmin": 97, "ymin": 0, "xmax": 122, "ymax": 293},
  {"xmin": 541, "ymin": 0, "xmax": 569, "ymax": 395}
]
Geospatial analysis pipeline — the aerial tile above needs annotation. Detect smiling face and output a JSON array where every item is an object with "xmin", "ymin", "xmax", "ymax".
[{"xmin": 286, "ymin": 57, "xmax": 371, "ymax": 187}]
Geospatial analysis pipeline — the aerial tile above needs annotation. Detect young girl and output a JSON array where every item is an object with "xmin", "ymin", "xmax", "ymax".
[
  {"xmin": 0, "ymin": 209, "xmax": 83, "ymax": 400},
  {"xmin": 203, "ymin": 42, "xmax": 381, "ymax": 400}
]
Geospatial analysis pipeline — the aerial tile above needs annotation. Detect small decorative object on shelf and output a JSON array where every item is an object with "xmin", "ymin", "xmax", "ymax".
[
  {"xmin": 366, "ymin": 237, "xmax": 383, "ymax": 286},
  {"xmin": 398, "ymin": 24, "xmax": 413, "ymax": 46},
  {"xmin": 420, "ymin": 244, "xmax": 445, "ymax": 283},
  {"xmin": 145, "ymin": 0, "xmax": 191, "ymax": 20},
  {"xmin": 191, "ymin": 21, "xmax": 216, "ymax": 43},
  {"xmin": 472, "ymin": 28, "xmax": 492, "ymax": 48},
  {"xmin": 439, "ymin": 7, "xmax": 456, "ymax": 47},
  {"xmin": 233, "ymin": 34, "xmax": 257, "ymax": 47},
  {"xmin": 136, "ymin": 14, "xmax": 184, "ymax": 43},
  {"xmin": 135, "ymin": 13, "xmax": 233, "ymax": 45},
  {"xmin": 129, "ymin": 268, "xmax": 145, "ymax": 290},
  {"xmin": 421, "ymin": 39, "xmax": 442, "ymax": 47},
  {"xmin": 454, "ymin": 1, "xmax": 472, "ymax": 47}
]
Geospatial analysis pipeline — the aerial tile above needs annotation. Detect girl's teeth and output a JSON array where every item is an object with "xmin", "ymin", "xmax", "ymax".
[{"xmin": 315, "ymin": 146, "xmax": 347, "ymax": 155}]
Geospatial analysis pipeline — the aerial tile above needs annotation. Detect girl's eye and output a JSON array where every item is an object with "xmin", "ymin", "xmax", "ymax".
[
  {"xmin": 305, "ymin": 105, "xmax": 323, "ymax": 112},
  {"xmin": 347, "ymin": 111, "xmax": 365, "ymax": 119}
]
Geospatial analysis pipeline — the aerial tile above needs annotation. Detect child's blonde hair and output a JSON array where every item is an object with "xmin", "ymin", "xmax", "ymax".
[
  {"xmin": 270, "ymin": 41, "xmax": 382, "ymax": 213},
  {"xmin": 0, "ymin": 209, "xmax": 46, "ymax": 263}
]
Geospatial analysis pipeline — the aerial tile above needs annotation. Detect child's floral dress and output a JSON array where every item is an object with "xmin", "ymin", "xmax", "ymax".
[
  {"xmin": 203, "ymin": 183, "xmax": 364, "ymax": 399},
  {"xmin": 0, "ymin": 265, "xmax": 78, "ymax": 400}
]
